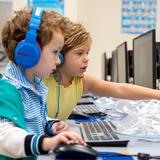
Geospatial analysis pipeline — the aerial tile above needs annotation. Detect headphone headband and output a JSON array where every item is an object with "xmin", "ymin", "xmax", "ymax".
[{"xmin": 26, "ymin": 7, "xmax": 43, "ymax": 43}]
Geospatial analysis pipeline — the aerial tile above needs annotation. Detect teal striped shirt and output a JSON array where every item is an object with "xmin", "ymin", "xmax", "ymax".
[{"xmin": 2, "ymin": 61, "xmax": 48, "ymax": 135}]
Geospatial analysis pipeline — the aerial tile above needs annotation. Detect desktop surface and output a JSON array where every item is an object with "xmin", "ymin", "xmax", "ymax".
[
  {"xmin": 38, "ymin": 96, "xmax": 160, "ymax": 160},
  {"xmin": 38, "ymin": 119, "xmax": 160, "ymax": 160}
]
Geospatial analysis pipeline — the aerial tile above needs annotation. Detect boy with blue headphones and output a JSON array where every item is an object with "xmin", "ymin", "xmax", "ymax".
[{"xmin": 0, "ymin": 8, "xmax": 85, "ymax": 159}]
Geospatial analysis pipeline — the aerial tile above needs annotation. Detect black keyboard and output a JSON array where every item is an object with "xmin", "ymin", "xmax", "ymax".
[
  {"xmin": 77, "ymin": 97, "xmax": 94, "ymax": 105},
  {"xmin": 81, "ymin": 93, "xmax": 94, "ymax": 98},
  {"xmin": 76, "ymin": 104, "xmax": 99, "ymax": 113},
  {"xmin": 80, "ymin": 120, "xmax": 129, "ymax": 146},
  {"xmin": 75, "ymin": 104, "xmax": 106, "ymax": 116}
]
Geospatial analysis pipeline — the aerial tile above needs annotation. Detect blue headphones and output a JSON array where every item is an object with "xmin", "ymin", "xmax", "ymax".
[
  {"xmin": 14, "ymin": 7, "xmax": 44, "ymax": 70},
  {"xmin": 58, "ymin": 52, "xmax": 65, "ymax": 66},
  {"xmin": 14, "ymin": 7, "xmax": 65, "ymax": 70}
]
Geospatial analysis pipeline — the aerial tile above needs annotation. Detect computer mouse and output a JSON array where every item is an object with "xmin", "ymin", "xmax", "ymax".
[
  {"xmin": 54, "ymin": 143, "xmax": 98, "ymax": 160},
  {"xmin": 68, "ymin": 110, "xmax": 90, "ymax": 120}
]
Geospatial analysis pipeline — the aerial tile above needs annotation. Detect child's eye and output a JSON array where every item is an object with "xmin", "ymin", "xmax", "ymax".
[
  {"xmin": 77, "ymin": 52, "xmax": 83, "ymax": 56},
  {"xmin": 55, "ymin": 51, "xmax": 59, "ymax": 55},
  {"xmin": 87, "ymin": 51, "xmax": 90, "ymax": 55},
  {"xmin": 54, "ymin": 50, "xmax": 61, "ymax": 56}
]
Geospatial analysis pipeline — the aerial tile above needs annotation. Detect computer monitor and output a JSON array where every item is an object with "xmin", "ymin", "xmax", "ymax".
[
  {"xmin": 111, "ymin": 50, "xmax": 118, "ymax": 82},
  {"xmin": 102, "ymin": 52, "xmax": 108, "ymax": 80},
  {"xmin": 116, "ymin": 42, "xmax": 129, "ymax": 83},
  {"xmin": 128, "ymin": 50, "xmax": 133, "ymax": 78},
  {"xmin": 107, "ymin": 58, "xmax": 112, "ymax": 77},
  {"xmin": 133, "ymin": 29, "xmax": 156, "ymax": 89},
  {"xmin": 156, "ymin": 42, "xmax": 160, "ymax": 79}
]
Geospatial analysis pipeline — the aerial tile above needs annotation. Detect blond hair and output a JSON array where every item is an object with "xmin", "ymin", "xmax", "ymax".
[
  {"xmin": 2, "ymin": 8, "xmax": 65, "ymax": 63},
  {"xmin": 61, "ymin": 23, "xmax": 91, "ymax": 54}
]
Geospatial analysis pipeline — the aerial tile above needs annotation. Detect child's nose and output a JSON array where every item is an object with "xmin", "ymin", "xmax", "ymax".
[
  {"xmin": 83, "ymin": 55, "xmax": 89, "ymax": 63},
  {"xmin": 55, "ymin": 56, "xmax": 61, "ymax": 66}
]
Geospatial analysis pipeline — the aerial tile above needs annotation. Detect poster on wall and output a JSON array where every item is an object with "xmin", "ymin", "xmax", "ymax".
[
  {"xmin": 28, "ymin": 0, "xmax": 64, "ymax": 15},
  {"xmin": 121, "ymin": 0, "xmax": 157, "ymax": 34}
]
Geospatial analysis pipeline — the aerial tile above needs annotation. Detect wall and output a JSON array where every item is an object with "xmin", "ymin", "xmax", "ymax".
[
  {"xmin": 64, "ymin": 0, "xmax": 78, "ymax": 21},
  {"xmin": 11, "ymin": 0, "xmax": 78, "ymax": 20},
  {"xmin": 12, "ymin": 0, "xmax": 27, "ymax": 10},
  {"xmin": 9, "ymin": 0, "xmax": 160, "ymax": 79},
  {"xmin": 77, "ymin": 0, "xmax": 160, "ymax": 79}
]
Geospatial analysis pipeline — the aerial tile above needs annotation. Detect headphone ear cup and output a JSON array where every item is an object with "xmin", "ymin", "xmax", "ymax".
[
  {"xmin": 14, "ymin": 40, "xmax": 41, "ymax": 69},
  {"xmin": 58, "ymin": 52, "xmax": 65, "ymax": 66}
]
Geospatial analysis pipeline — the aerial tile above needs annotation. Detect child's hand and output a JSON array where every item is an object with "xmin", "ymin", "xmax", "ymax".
[
  {"xmin": 52, "ymin": 121, "xmax": 69, "ymax": 134},
  {"xmin": 42, "ymin": 131, "xmax": 86, "ymax": 151}
]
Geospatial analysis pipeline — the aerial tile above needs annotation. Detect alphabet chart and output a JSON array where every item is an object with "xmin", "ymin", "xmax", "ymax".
[{"xmin": 121, "ymin": 0, "xmax": 157, "ymax": 34}]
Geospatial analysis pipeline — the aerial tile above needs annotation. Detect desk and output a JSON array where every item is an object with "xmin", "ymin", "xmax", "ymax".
[{"xmin": 38, "ymin": 120, "xmax": 160, "ymax": 160}]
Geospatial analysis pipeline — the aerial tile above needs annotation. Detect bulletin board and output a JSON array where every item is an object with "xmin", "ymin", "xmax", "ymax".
[
  {"xmin": 121, "ymin": 0, "xmax": 157, "ymax": 34},
  {"xmin": 27, "ymin": 0, "xmax": 64, "ymax": 15}
]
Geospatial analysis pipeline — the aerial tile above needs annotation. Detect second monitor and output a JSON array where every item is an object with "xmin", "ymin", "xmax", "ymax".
[
  {"xmin": 116, "ymin": 42, "xmax": 129, "ymax": 83},
  {"xmin": 133, "ymin": 29, "xmax": 157, "ymax": 89},
  {"xmin": 111, "ymin": 50, "xmax": 118, "ymax": 82}
]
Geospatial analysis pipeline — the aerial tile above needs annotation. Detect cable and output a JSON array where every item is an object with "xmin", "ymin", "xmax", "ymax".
[
  {"xmin": 55, "ymin": 79, "xmax": 60, "ymax": 118},
  {"xmin": 135, "ymin": 153, "xmax": 160, "ymax": 160},
  {"xmin": 98, "ymin": 152, "xmax": 160, "ymax": 160},
  {"xmin": 54, "ymin": 71, "xmax": 62, "ymax": 118}
]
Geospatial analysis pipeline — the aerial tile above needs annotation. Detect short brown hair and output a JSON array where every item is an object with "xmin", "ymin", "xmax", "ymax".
[{"xmin": 1, "ymin": 8, "xmax": 64, "ymax": 63}]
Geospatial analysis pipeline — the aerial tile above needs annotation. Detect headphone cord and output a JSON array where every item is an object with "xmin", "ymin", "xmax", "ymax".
[
  {"xmin": 54, "ymin": 71, "xmax": 62, "ymax": 119},
  {"xmin": 20, "ymin": 66, "xmax": 42, "ymax": 85},
  {"xmin": 55, "ymin": 79, "xmax": 60, "ymax": 118}
]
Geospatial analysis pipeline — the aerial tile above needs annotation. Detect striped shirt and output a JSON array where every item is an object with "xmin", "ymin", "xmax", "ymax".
[{"xmin": 2, "ymin": 61, "xmax": 48, "ymax": 135}]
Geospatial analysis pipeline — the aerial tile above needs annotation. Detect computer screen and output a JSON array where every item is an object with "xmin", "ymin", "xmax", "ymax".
[
  {"xmin": 133, "ymin": 29, "xmax": 156, "ymax": 89},
  {"xmin": 116, "ymin": 42, "xmax": 129, "ymax": 83},
  {"xmin": 111, "ymin": 50, "xmax": 118, "ymax": 82}
]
